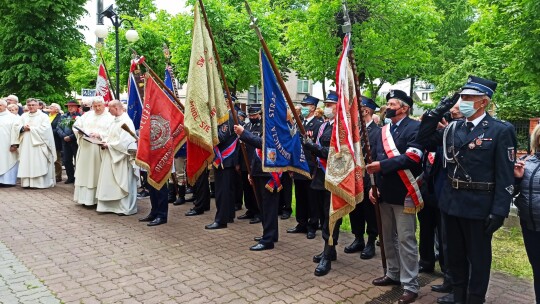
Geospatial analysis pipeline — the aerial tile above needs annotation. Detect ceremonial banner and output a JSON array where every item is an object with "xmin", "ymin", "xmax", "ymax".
[
  {"xmin": 259, "ymin": 49, "xmax": 310, "ymax": 178},
  {"xmin": 127, "ymin": 60, "xmax": 144, "ymax": 130},
  {"xmin": 325, "ymin": 33, "xmax": 365, "ymax": 244},
  {"xmin": 136, "ymin": 75, "xmax": 186, "ymax": 189},
  {"xmin": 184, "ymin": 3, "xmax": 229, "ymax": 185},
  {"xmin": 95, "ymin": 63, "xmax": 114, "ymax": 103}
]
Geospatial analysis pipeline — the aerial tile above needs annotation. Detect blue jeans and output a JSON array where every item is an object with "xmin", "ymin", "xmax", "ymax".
[{"xmin": 521, "ymin": 221, "xmax": 540, "ymax": 304}]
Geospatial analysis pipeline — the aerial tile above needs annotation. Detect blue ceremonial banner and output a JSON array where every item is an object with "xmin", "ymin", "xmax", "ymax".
[
  {"xmin": 259, "ymin": 49, "xmax": 310, "ymax": 177},
  {"xmin": 127, "ymin": 62, "xmax": 143, "ymax": 130},
  {"xmin": 164, "ymin": 66, "xmax": 175, "ymax": 101}
]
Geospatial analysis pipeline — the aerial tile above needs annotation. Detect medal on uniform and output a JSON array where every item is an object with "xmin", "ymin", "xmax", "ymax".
[
  {"xmin": 468, "ymin": 142, "xmax": 476, "ymax": 149},
  {"xmin": 475, "ymin": 138, "xmax": 482, "ymax": 146}
]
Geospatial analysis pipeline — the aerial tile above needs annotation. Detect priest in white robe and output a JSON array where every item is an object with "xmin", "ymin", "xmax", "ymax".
[
  {"xmin": 0, "ymin": 99, "xmax": 21, "ymax": 186},
  {"xmin": 72, "ymin": 98, "xmax": 113, "ymax": 205},
  {"xmin": 17, "ymin": 98, "xmax": 57, "ymax": 188},
  {"xmin": 95, "ymin": 100, "xmax": 138, "ymax": 215}
]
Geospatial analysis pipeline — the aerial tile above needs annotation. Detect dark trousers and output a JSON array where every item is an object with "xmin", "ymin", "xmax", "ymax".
[
  {"xmin": 312, "ymin": 188, "xmax": 326, "ymax": 230},
  {"xmin": 443, "ymin": 212, "xmax": 492, "ymax": 299},
  {"xmin": 418, "ymin": 203, "xmax": 444, "ymax": 269},
  {"xmin": 320, "ymin": 190, "xmax": 342, "ymax": 245},
  {"xmin": 253, "ymin": 176, "xmax": 279, "ymax": 245},
  {"xmin": 241, "ymin": 171, "xmax": 259, "ymax": 216},
  {"xmin": 62, "ymin": 141, "xmax": 78, "ymax": 180},
  {"xmin": 279, "ymin": 173, "xmax": 292, "ymax": 215},
  {"xmin": 349, "ymin": 196, "xmax": 378, "ymax": 241},
  {"xmin": 193, "ymin": 169, "xmax": 210, "ymax": 212},
  {"xmin": 521, "ymin": 221, "xmax": 540, "ymax": 304},
  {"xmin": 234, "ymin": 169, "xmax": 243, "ymax": 210},
  {"xmin": 214, "ymin": 167, "xmax": 235, "ymax": 224},
  {"xmin": 148, "ymin": 184, "xmax": 168, "ymax": 219},
  {"xmin": 293, "ymin": 179, "xmax": 311, "ymax": 229}
]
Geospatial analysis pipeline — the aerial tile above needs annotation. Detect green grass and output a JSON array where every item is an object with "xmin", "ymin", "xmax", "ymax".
[{"xmin": 289, "ymin": 188, "xmax": 533, "ymax": 279}]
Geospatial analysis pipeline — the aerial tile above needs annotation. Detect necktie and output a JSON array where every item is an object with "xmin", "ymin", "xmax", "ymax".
[
  {"xmin": 466, "ymin": 122, "xmax": 474, "ymax": 134},
  {"xmin": 390, "ymin": 124, "xmax": 398, "ymax": 135}
]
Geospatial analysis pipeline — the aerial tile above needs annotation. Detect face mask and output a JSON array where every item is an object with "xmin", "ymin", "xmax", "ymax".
[
  {"xmin": 249, "ymin": 118, "xmax": 260, "ymax": 124},
  {"xmin": 301, "ymin": 107, "xmax": 310, "ymax": 117},
  {"xmin": 459, "ymin": 100, "xmax": 477, "ymax": 118},
  {"xmin": 324, "ymin": 107, "xmax": 334, "ymax": 119},
  {"xmin": 385, "ymin": 108, "xmax": 397, "ymax": 118},
  {"xmin": 82, "ymin": 106, "xmax": 90, "ymax": 112}
]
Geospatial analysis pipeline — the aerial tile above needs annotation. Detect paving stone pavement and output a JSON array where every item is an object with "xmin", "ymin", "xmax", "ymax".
[{"xmin": 0, "ymin": 183, "xmax": 535, "ymax": 304}]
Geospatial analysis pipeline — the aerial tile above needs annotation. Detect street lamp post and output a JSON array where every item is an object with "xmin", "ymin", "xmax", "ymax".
[{"xmin": 94, "ymin": 5, "xmax": 139, "ymax": 99}]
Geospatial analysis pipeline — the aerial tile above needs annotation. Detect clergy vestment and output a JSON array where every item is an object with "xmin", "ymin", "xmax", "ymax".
[
  {"xmin": 96, "ymin": 113, "xmax": 138, "ymax": 215},
  {"xmin": 17, "ymin": 111, "xmax": 57, "ymax": 188},
  {"xmin": 73, "ymin": 111, "xmax": 113, "ymax": 205},
  {"xmin": 0, "ymin": 110, "xmax": 21, "ymax": 185}
]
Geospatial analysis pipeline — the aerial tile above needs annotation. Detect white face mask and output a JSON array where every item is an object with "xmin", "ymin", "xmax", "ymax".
[{"xmin": 324, "ymin": 107, "xmax": 334, "ymax": 119}]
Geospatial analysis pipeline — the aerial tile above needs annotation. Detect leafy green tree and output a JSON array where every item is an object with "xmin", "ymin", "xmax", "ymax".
[
  {"xmin": 66, "ymin": 44, "xmax": 99, "ymax": 97},
  {"xmin": 0, "ymin": 0, "xmax": 87, "ymax": 103}
]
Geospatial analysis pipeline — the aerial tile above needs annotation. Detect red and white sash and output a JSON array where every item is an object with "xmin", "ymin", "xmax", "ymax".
[{"xmin": 381, "ymin": 124, "xmax": 424, "ymax": 210}]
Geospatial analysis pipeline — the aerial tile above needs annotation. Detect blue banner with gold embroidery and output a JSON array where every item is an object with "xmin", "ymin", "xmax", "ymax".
[{"xmin": 259, "ymin": 49, "xmax": 310, "ymax": 177}]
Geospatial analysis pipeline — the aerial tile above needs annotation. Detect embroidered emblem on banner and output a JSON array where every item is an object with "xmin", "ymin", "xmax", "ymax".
[
  {"xmin": 150, "ymin": 115, "xmax": 170, "ymax": 150},
  {"xmin": 266, "ymin": 148, "xmax": 277, "ymax": 164}
]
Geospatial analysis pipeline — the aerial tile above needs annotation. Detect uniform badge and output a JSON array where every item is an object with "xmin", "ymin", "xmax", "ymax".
[
  {"xmin": 390, "ymin": 90, "xmax": 395, "ymax": 98},
  {"xmin": 506, "ymin": 185, "xmax": 514, "ymax": 195},
  {"xmin": 508, "ymin": 147, "xmax": 515, "ymax": 162},
  {"xmin": 475, "ymin": 138, "xmax": 483, "ymax": 146},
  {"xmin": 482, "ymin": 120, "xmax": 488, "ymax": 126},
  {"xmin": 468, "ymin": 77, "xmax": 472, "ymax": 83},
  {"xmin": 468, "ymin": 142, "xmax": 476, "ymax": 149}
]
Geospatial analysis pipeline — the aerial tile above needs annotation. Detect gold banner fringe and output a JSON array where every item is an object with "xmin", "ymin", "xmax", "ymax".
[
  {"xmin": 262, "ymin": 166, "xmax": 311, "ymax": 179},
  {"xmin": 328, "ymin": 203, "xmax": 357, "ymax": 245}
]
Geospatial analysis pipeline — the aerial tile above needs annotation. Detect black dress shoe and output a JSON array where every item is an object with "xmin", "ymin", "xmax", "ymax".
[
  {"xmin": 205, "ymin": 222, "xmax": 227, "ymax": 229},
  {"xmin": 280, "ymin": 212, "xmax": 291, "ymax": 220},
  {"xmin": 398, "ymin": 290, "xmax": 418, "ymax": 304},
  {"xmin": 344, "ymin": 237, "xmax": 365, "ymax": 253},
  {"xmin": 137, "ymin": 190, "xmax": 149, "ymax": 198},
  {"xmin": 147, "ymin": 217, "xmax": 167, "ymax": 226},
  {"xmin": 250, "ymin": 243, "xmax": 274, "ymax": 251},
  {"xmin": 287, "ymin": 226, "xmax": 307, "ymax": 233},
  {"xmin": 138, "ymin": 214, "xmax": 156, "ymax": 222},
  {"xmin": 173, "ymin": 197, "xmax": 185, "ymax": 206},
  {"xmin": 372, "ymin": 276, "xmax": 401, "ymax": 286},
  {"xmin": 306, "ymin": 231, "xmax": 316, "ymax": 239},
  {"xmin": 360, "ymin": 242, "xmax": 376, "ymax": 259},
  {"xmin": 185, "ymin": 209, "xmax": 203, "ymax": 216},
  {"xmin": 64, "ymin": 179, "xmax": 75, "ymax": 184},
  {"xmin": 249, "ymin": 217, "xmax": 261, "ymax": 224},
  {"xmin": 237, "ymin": 212, "xmax": 253, "ymax": 220},
  {"xmin": 437, "ymin": 293, "xmax": 454, "ymax": 304},
  {"xmin": 432, "ymin": 281, "xmax": 453, "ymax": 293},
  {"xmin": 254, "ymin": 236, "xmax": 278, "ymax": 242},
  {"xmin": 314, "ymin": 257, "xmax": 331, "ymax": 276}
]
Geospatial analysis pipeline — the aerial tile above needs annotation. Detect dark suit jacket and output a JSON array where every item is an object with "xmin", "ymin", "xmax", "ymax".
[
  {"xmin": 50, "ymin": 113, "xmax": 62, "ymax": 151},
  {"xmin": 371, "ymin": 116, "xmax": 423, "ymax": 205}
]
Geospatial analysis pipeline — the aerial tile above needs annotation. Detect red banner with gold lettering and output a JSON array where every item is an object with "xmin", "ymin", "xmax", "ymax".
[{"xmin": 136, "ymin": 75, "xmax": 185, "ymax": 189}]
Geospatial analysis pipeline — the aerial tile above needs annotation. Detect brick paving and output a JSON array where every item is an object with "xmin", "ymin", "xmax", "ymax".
[{"xmin": 0, "ymin": 182, "xmax": 535, "ymax": 304}]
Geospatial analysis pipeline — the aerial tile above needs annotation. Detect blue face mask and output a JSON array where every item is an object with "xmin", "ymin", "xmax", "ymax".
[
  {"xmin": 459, "ymin": 100, "xmax": 477, "ymax": 118},
  {"xmin": 301, "ymin": 107, "xmax": 310, "ymax": 117}
]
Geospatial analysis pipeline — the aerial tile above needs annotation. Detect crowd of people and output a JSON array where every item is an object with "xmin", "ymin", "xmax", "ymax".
[{"xmin": 0, "ymin": 75, "xmax": 539, "ymax": 304}]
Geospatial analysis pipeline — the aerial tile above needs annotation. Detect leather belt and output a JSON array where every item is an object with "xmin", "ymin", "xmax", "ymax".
[{"xmin": 449, "ymin": 177, "xmax": 494, "ymax": 191}]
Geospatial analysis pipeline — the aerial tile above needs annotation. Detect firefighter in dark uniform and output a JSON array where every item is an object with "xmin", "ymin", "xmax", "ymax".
[
  {"xmin": 233, "ymin": 104, "xmax": 280, "ymax": 251},
  {"xmin": 345, "ymin": 96, "xmax": 380, "ymax": 259},
  {"xmin": 236, "ymin": 106, "xmax": 262, "ymax": 224},
  {"xmin": 205, "ymin": 111, "xmax": 239, "ymax": 229},
  {"xmin": 420, "ymin": 76, "xmax": 517, "ymax": 304},
  {"xmin": 303, "ymin": 91, "xmax": 341, "ymax": 276},
  {"xmin": 287, "ymin": 94, "xmax": 324, "ymax": 239}
]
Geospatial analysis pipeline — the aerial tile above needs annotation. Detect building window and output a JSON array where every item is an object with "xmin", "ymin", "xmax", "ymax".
[
  {"xmin": 297, "ymin": 79, "xmax": 309, "ymax": 94},
  {"xmin": 248, "ymin": 86, "xmax": 262, "ymax": 104},
  {"xmin": 421, "ymin": 92, "xmax": 429, "ymax": 101}
]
